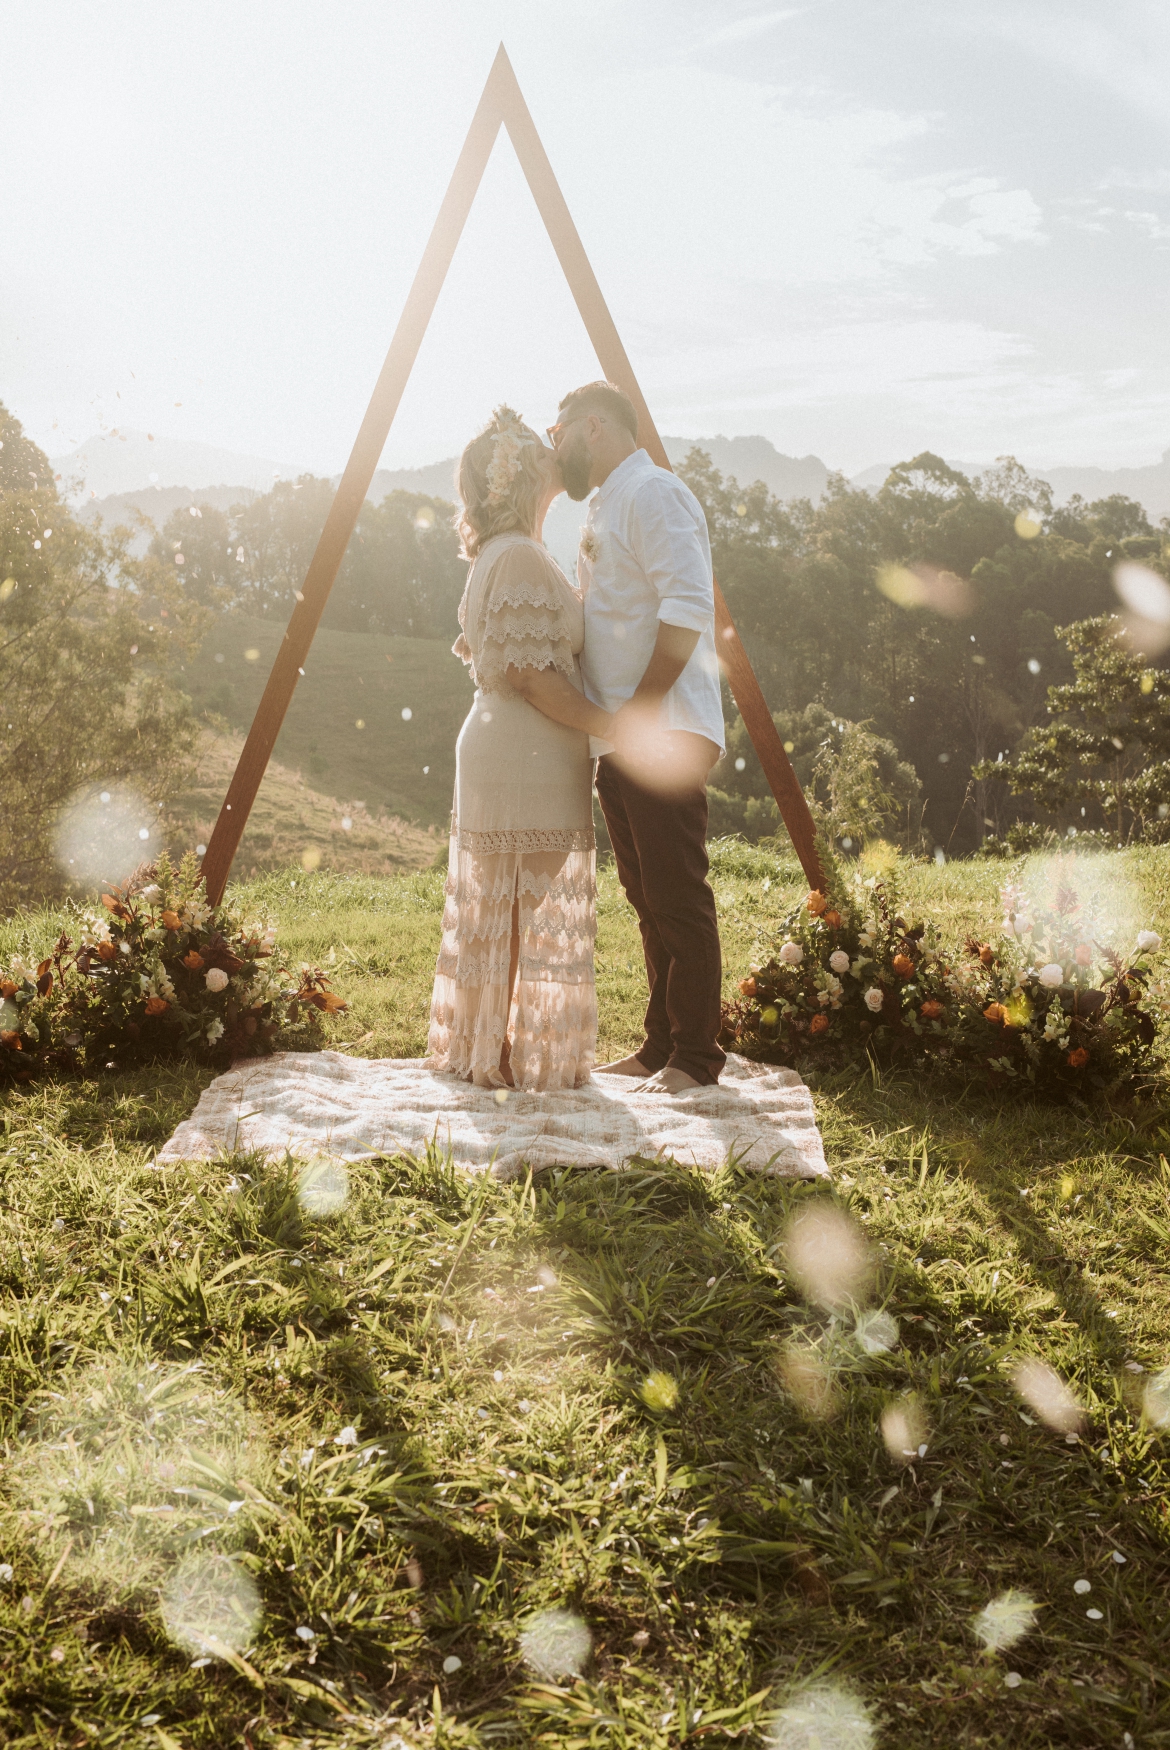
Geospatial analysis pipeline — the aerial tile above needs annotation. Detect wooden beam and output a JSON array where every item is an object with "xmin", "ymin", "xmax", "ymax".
[{"xmin": 201, "ymin": 42, "xmax": 824, "ymax": 905}]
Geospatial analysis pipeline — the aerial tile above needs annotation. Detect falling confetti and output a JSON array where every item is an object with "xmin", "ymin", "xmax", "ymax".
[
  {"xmin": 1011, "ymin": 1357, "xmax": 1085, "ymax": 1434},
  {"xmin": 639, "ymin": 1370, "xmax": 679, "ymax": 1413},
  {"xmin": 881, "ymin": 1399, "xmax": 927, "ymax": 1464},
  {"xmin": 766, "ymin": 1679, "xmax": 875, "ymax": 1750},
  {"xmin": 298, "ymin": 1158, "xmax": 349, "ymax": 1217},
  {"xmin": 972, "ymin": 1589, "xmax": 1038, "ymax": 1654},
  {"xmin": 518, "ymin": 1608, "xmax": 592, "ymax": 1681},
  {"xmin": 161, "ymin": 1553, "xmax": 261, "ymax": 1658},
  {"xmin": 783, "ymin": 1201, "xmax": 873, "ymax": 1312}
]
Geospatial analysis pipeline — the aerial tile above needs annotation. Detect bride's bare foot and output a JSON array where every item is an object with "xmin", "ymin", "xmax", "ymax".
[
  {"xmin": 638, "ymin": 1067, "xmax": 704, "ymax": 1095},
  {"xmin": 596, "ymin": 1053, "xmax": 652, "ymax": 1076}
]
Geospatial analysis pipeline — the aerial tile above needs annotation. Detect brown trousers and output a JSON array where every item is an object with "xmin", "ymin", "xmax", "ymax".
[{"xmin": 595, "ymin": 749, "xmax": 726, "ymax": 1085}]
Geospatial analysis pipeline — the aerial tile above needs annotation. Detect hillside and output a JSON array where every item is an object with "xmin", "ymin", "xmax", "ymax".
[
  {"xmin": 182, "ymin": 613, "xmax": 472, "ymax": 830},
  {"xmin": 161, "ymin": 732, "xmax": 438, "ymax": 879}
]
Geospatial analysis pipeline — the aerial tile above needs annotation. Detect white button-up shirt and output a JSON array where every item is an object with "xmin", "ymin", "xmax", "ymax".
[{"xmin": 577, "ymin": 449, "xmax": 725, "ymax": 756}]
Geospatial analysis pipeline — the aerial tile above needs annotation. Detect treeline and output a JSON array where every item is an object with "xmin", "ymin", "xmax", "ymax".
[
  {"xmin": 146, "ymin": 477, "xmax": 464, "ymax": 640},
  {"xmin": 678, "ymin": 449, "xmax": 1170, "ymax": 852},
  {"xmin": 0, "ymin": 405, "xmax": 202, "ymax": 906}
]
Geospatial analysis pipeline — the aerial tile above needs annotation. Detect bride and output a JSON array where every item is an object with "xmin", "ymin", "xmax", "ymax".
[{"xmin": 427, "ymin": 408, "xmax": 613, "ymax": 1089}]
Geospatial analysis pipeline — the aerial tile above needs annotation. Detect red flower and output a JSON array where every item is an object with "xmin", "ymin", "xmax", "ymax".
[
  {"xmin": 984, "ymin": 1002, "xmax": 1006, "ymax": 1023},
  {"xmin": 96, "ymin": 942, "xmax": 117, "ymax": 963},
  {"xmin": 739, "ymin": 976, "xmax": 757, "ymax": 997},
  {"xmin": 892, "ymin": 953, "xmax": 914, "ymax": 978},
  {"xmin": 823, "ymin": 909, "xmax": 842, "ymax": 928},
  {"xmin": 161, "ymin": 910, "xmax": 182, "ymax": 931},
  {"xmin": 806, "ymin": 891, "xmax": 827, "ymax": 915},
  {"xmin": 182, "ymin": 950, "xmax": 205, "ymax": 971},
  {"xmin": 144, "ymin": 996, "xmax": 169, "ymax": 1016},
  {"xmin": 978, "ymin": 943, "xmax": 995, "ymax": 966},
  {"xmin": 920, "ymin": 999, "xmax": 944, "ymax": 1020},
  {"xmin": 1067, "ymin": 1046, "xmax": 1089, "ymax": 1068},
  {"xmin": 809, "ymin": 1013, "xmax": 830, "ymax": 1035}
]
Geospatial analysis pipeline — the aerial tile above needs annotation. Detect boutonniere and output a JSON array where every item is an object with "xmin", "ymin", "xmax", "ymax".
[{"xmin": 579, "ymin": 527, "xmax": 599, "ymax": 564}]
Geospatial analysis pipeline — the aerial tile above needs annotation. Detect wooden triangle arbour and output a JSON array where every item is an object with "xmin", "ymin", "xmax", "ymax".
[{"xmin": 200, "ymin": 43, "xmax": 823, "ymax": 905}]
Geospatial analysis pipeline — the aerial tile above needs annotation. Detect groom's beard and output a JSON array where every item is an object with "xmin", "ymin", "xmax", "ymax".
[{"xmin": 558, "ymin": 431, "xmax": 593, "ymax": 502}]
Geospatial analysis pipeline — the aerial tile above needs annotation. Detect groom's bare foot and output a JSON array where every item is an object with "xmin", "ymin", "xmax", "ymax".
[
  {"xmin": 638, "ymin": 1067, "xmax": 704, "ymax": 1095},
  {"xmin": 596, "ymin": 1053, "xmax": 652, "ymax": 1076}
]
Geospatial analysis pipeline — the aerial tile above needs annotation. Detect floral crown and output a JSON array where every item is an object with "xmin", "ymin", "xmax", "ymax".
[{"xmin": 484, "ymin": 406, "xmax": 539, "ymax": 505}]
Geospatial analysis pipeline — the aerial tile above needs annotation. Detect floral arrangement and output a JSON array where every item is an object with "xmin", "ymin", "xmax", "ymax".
[
  {"xmin": 946, "ymin": 865, "xmax": 1162, "ymax": 1093},
  {"xmin": 722, "ymin": 855, "xmax": 1166, "ymax": 1096},
  {"xmin": 720, "ymin": 863, "xmax": 956, "ymax": 1072},
  {"xmin": 0, "ymin": 852, "xmax": 346, "ymax": 1080},
  {"xmin": 485, "ymin": 407, "xmax": 538, "ymax": 505}
]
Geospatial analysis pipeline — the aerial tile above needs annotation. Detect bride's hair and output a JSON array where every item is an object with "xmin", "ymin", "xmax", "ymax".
[{"xmin": 455, "ymin": 406, "xmax": 546, "ymax": 560}]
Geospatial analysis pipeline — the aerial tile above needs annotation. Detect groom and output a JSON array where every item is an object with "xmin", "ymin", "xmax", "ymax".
[{"xmin": 550, "ymin": 380, "xmax": 726, "ymax": 1093}]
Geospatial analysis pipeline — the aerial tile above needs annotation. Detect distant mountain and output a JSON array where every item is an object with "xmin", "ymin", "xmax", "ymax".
[
  {"xmin": 850, "ymin": 451, "xmax": 1170, "ymax": 520},
  {"xmin": 662, "ymin": 435, "xmax": 831, "ymax": 502},
  {"xmin": 51, "ymin": 429, "xmax": 304, "ymax": 501}
]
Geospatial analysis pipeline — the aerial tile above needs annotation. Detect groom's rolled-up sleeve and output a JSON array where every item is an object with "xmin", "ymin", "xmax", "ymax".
[{"xmin": 630, "ymin": 479, "xmax": 714, "ymax": 632}]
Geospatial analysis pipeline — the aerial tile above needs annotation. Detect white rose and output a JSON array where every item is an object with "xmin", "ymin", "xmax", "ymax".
[
  {"xmin": 205, "ymin": 967, "xmax": 229, "ymax": 992},
  {"xmin": 1137, "ymin": 930, "xmax": 1161, "ymax": 953},
  {"xmin": 864, "ymin": 987, "xmax": 885, "ymax": 1012},
  {"xmin": 1014, "ymin": 916, "xmax": 1033, "ymax": 937},
  {"xmin": 1037, "ymin": 963, "xmax": 1064, "ymax": 988},
  {"xmin": 829, "ymin": 950, "xmax": 850, "ymax": 974},
  {"xmin": 778, "ymin": 942, "xmax": 803, "ymax": 965}
]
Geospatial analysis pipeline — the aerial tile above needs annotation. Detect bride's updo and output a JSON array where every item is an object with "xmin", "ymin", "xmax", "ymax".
[{"xmin": 455, "ymin": 406, "xmax": 546, "ymax": 560}]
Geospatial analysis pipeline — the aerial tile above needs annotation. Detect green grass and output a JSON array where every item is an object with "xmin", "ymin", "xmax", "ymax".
[
  {"xmin": 2, "ymin": 848, "xmax": 1170, "ymax": 1746},
  {"xmin": 182, "ymin": 614, "xmax": 474, "ymax": 830}
]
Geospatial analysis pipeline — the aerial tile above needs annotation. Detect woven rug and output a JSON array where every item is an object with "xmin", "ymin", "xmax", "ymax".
[{"xmin": 154, "ymin": 1050, "xmax": 827, "ymax": 1179}]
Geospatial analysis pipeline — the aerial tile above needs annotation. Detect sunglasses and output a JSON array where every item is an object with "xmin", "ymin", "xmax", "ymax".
[{"xmin": 546, "ymin": 411, "xmax": 605, "ymax": 446}]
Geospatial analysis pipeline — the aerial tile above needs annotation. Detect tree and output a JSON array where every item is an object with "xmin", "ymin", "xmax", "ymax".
[
  {"xmin": 975, "ymin": 616, "xmax": 1170, "ymax": 842},
  {"xmin": 0, "ymin": 403, "xmax": 204, "ymax": 907},
  {"xmin": 148, "ymin": 501, "xmax": 234, "ymax": 607},
  {"xmin": 679, "ymin": 445, "xmax": 1166, "ymax": 851}
]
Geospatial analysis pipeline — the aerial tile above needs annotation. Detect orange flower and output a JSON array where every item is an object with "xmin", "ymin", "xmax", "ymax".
[
  {"xmin": 0, "ymin": 980, "xmax": 16, "ymax": 999},
  {"xmin": 920, "ymin": 999, "xmax": 944, "ymax": 1020},
  {"xmin": 978, "ymin": 943, "xmax": 995, "ymax": 966},
  {"xmin": 96, "ymin": 942, "xmax": 117, "ymax": 963},
  {"xmin": 144, "ymin": 996, "xmax": 169, "ymax": 1016},
  {"xmin": 806, "ymin": 891, "xmax": 827, "ymax": 915},
  {"xmin": 739, "ymin": 976, "xmax": 758, "ymax": 997},
  {"xmin": 1074, "ymin": 943, "xmax": 1093, "ymax": 967},
  {"xmin": 823, "ymin": 909, "xmax": 842, "ymax": 928},
  {"xmin": 182, "ymin": 950, "xmax": 205, "ymax": 971},
  {"xmin": 161, "ymin": 910, "xmax": 182, "ymax": 931},
  {"xmin": 809, "ymin": 1012, "xmax": 830, "ymax": 1035},
  {"xmin": 1067, "ymin": 1046, "xmax": 1089, "ymax": 1068},
  {"xmin": 984, "ymin": 1002, "xmax": 1006, "ymax": 1023},
  {"xmin": 0, "ymin": 1030, "xmax": 22, "ymax": 1048},
  {"xmin": 892, "ymin": 953, "xmax": 914, "ymax": 978}
]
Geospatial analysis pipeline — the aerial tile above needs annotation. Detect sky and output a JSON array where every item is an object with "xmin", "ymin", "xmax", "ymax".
[{"xmin": 2, "ymin": 0, "xmax": 1169, "ymax": 478}]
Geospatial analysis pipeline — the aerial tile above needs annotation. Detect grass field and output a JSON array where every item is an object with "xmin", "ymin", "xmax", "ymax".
[
  {"xmin": 2, "ymin": 846, "xmax": 1170, "ymax": 1747},
  {"xmin": 182, "ymin": 615, "xmax": 473, "ymax": 832}
]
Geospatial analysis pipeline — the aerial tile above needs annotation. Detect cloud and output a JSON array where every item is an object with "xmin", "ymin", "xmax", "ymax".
[{"xmin": 692, "ymin": 7, "xmax": 803, "ymax": 50}]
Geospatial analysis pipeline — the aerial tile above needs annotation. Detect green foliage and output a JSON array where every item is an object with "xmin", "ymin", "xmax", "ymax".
[
  {"xmin": 712, "ymin": 703, "xmax": 923, "ymax": 848},
  {"xmin": 2, "ymin": 865, "xmax": 1170, "ymax": 1744},
  {"xmin": 152, "ymin": 475, "xmax": 466, "ymax": 640},
  {"xmin": 0, "ymin": 404, "xmax": 204, "ymax": 908},
  {"xmin": 0, "ymin": 852, "xmax": 346, "ymax": 1079},
  {"xmin": 977, "ymin": 616, "xmax": 1170, "ymax": 843},
  {"xmin": 681, "ymin": 446, "xmax": 1170, "ymax": 853}
]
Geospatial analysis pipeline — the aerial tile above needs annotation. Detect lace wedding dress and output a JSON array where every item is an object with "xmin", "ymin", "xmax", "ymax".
[{"xmin": 427, "ymin": 533, "xmax": 597, "ymax": 1089}]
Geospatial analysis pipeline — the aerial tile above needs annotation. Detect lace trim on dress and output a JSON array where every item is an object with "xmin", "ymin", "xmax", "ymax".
[
  {"xmin": 427, "ymin": 837, "xmax": 597, "ymax": 1090},
  {"xmin": 457, "ymin": 826, "xmax": 595, "ymax": 854}
]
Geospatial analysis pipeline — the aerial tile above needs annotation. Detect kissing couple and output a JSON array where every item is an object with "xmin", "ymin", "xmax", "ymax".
[{"xmin": 427, "ymin": 381, "xmax": 726, "ymax": 1097}]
